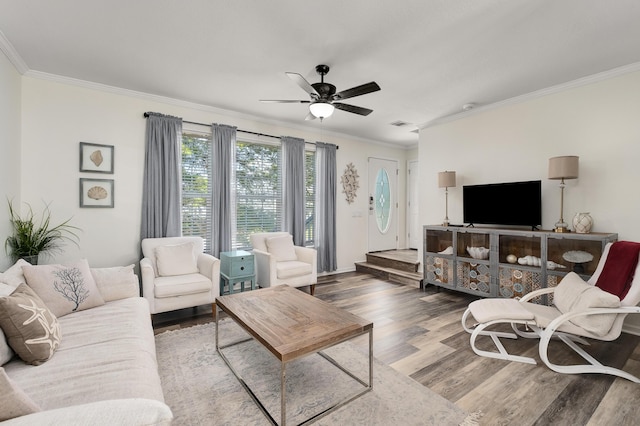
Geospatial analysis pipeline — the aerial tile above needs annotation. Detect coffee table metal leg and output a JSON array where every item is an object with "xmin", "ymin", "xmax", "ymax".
[{"xmin": 281, "ymin": 363, "xmax": 286, "ymax": 426}]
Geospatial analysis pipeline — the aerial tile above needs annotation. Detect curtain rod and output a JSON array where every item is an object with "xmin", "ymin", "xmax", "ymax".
[{"xmin": 143, "ymin": 112, "xmax": 338, "ymax": 149}]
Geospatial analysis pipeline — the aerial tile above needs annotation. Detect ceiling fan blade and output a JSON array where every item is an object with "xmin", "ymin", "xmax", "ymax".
[
  {"xmin": 260, "ymin": 99, "xmax": 310, "ymax": 103},
  {"xmin": 334, "ymin": 82, "xmax": 380, "ymax": 101},
  {"xmin": 333, "ymin": 102, "xmax": 373, "ymax": 116},
  {"xmin": 286, "ymin": 72, "xmax": 319, "ymax": 98},
  {"xmin": 305, "ymin": 112, "xmax": 317, "ymax": 121}
]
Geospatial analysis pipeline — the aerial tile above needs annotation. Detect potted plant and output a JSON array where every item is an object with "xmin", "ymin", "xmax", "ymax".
[{"xmin": 5, "ymin": 200, "xmax": 80, "ymax": 264}]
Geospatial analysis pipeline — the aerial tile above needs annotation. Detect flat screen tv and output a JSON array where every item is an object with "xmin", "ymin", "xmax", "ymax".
[{"xmin": 463, "ymin": 180, "xmax": 542, "ymax": 228}]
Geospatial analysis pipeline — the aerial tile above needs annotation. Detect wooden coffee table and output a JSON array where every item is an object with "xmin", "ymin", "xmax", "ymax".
[{"xmin": 215, "ymin": 285, "xmax": 373, "ymax": 426}]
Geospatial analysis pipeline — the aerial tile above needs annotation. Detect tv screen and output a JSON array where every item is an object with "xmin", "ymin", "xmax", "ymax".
[{"xmin": 463, "ymin": 180, "xmax": 542, "ymax": 227}]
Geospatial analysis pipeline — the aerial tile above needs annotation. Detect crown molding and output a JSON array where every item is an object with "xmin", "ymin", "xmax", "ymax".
[
  {"xmin": 419, "ymin": 61, "xmax": 640, "ymax": 130},
  {"xmin": 0, "ymin": 29, "xmax": 28, "ymax": 74},
  {"xmin": 23, "ymin": 69, "xmax": 412, "ymax": 149}
]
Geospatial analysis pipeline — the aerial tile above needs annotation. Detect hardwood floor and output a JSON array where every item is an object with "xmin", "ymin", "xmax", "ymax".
[{"xmin": 152, "ymin": 272, "xmax": 640, "ymax": 425}]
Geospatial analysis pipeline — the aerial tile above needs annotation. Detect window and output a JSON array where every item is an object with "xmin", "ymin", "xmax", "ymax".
[
  {"xmin": 181, "ymin": 132, "xmax": 212, "ymax": 252},
  {"xmin": 180, "ymin": 131, "xmax": 316, "ymax": 252},
  {"xmin": 305, "ymin": 150, "xmax": 315, "ymax": 246},
  {"xmin": 233, "ymin": 141, "xmax": 282, "ymax": 249}
]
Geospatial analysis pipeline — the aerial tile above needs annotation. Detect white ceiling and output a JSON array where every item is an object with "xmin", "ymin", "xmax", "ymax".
[{"xmin": 2, "ymin": 0, "xmax": 640, "ymax": 147}]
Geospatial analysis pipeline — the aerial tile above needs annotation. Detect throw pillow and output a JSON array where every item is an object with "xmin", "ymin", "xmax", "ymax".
[
  {"xmin": 266, "ymin": 234, "xmax": 298, "ymax": 262},
  {"xmin": 554, "ymin": 272, "xmax": 620, "ymax": 337},
  {"xmin": 91, "ymin": 264, "xmax": 139, "ymax": 301},
  {"xmin": 0, "ymin": 284, "xmax": 61, "ymax": 365},
  {"xmin": 22, "ymin": 259, "xmax": 105, "ymax": 318},
  {"xmin": 554, "ymin": 272, "xmax": 590, "ymax": 314},
  {"xmin": 570, "ymin": 286, "xmax": 620, "ymax": 337},
  {"xmin": 155, "ymin": 242, "xmax": 199, "ymax": 277},
  {"xmin": 0, "ymin": 259, "xmax": 30, "ymax": 289},
  {"xmin": 0, "ymin": 367, "xmax": 41, "ymax": 421}
]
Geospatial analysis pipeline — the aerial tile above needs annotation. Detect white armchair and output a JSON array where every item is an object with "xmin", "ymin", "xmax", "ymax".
[
  {"xmin": 140, "ymin": 236, "xmax": 220, "ymax": 315},
  {"xmin": 249, "ymin": 232, "xmax": 317, "ymax": 295}
]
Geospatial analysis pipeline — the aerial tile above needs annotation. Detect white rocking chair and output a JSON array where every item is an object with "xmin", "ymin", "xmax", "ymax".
[{"xmin": 461, "ymin": 241, "xmax": 640, "ymax": 383}]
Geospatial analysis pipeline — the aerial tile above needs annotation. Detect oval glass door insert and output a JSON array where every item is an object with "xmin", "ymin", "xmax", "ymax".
[{"xmin": 374, "ymin": 168, "xmax": 391, "ymax": 233}]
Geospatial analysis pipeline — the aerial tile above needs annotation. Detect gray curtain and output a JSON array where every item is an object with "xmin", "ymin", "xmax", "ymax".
[
  {"xmin": 211, "ymin": 123, "xmax": 237, "ymax": 258},
  {"xmin": 281, "ymin": 136, "xmax": 306, "ymax": 246},
  {"xmin": 315, "ymin": 142, "xmax": 337, "ymax": 272},
  {"xmin": 141, "ymin": 113, "xmax": 183, "ymax": 239}
]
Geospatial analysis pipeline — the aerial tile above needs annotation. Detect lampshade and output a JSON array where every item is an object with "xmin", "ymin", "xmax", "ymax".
[
  {"xmin": 548, "ymin": 156, "xmax": 579, "ymax": 180},
  {"xmin": 309, "ymin": 101, "xmax": 335, "ymax": 119},
  {"xmin": 438, "ymin": 171, "xmax": 456, "ymax": 188}
]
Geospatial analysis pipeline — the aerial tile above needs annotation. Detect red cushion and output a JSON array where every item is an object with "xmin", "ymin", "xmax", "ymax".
[{"xmin": 595, "ymin": 241, "xmax": 640, "ymax": 299}]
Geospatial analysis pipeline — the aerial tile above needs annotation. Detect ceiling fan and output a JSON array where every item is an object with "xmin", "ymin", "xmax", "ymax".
[{"xmin": 260, "ymin": 64, "xmax": 381, "ymax": 120}]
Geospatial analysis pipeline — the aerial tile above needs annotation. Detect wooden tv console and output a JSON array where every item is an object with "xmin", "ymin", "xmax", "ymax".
[{"xmin": 423, "ymin": 225, "xmax": 617, "ymax": 303}]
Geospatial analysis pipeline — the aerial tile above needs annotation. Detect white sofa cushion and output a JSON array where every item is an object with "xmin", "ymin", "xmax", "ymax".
[
  {"xmin": 0, "ymin": 367, "xmax": 40, "ymax": 421},
  {"xmin": 0, "ymin": 259, "xmax": 30, "ymax": 289},
  {"xmin": 22, "ymin": 259, "xmax": 105, "ymax": 317},
  {"xmin": 90, "ymin": 264, "xmax": 138, "ymax": 301},
  {"xmin": 0, "ymin": 330, "xmax": 14, "ymax": 366},
  {"xmin": 154, "ymin": 273, "xmax": 212, "ymax": 298},
  {"xmin": 155, "ymin": 242, "xmax": 199, "ymax": 277},
  {"xmin": 554, "ymin": 272, "xmax": 620, "ymax": 336},
  {"xmin": 266, "ymin": 234, "xmax": 298, "ymax": 261},
  {"xmin": 0, "ymin": 399, "xmax": 173, "ymax": 426},
  {"xmin": 276, "ymin": 261, "xmax": 313, "ymax": 279}
]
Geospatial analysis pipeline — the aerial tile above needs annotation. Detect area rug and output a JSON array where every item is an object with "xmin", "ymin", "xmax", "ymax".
[{"xmin": 155, "ymin": 321, "xmax": 473, "ymax": 425}]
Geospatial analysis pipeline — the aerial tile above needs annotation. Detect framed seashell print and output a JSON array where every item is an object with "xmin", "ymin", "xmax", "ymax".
[
  {"xmin": 79, "ymin": 142, "xmax": 114, "ymax": 173},
  {"xmin": 80, "ymin": 178, "xmax": 114, "ymax": 208}
]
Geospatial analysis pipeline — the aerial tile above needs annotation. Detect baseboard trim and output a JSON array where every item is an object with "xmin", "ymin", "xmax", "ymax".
[{"xmin": 623, "ymin": 323, "xmax": 640, "ymax": 337}]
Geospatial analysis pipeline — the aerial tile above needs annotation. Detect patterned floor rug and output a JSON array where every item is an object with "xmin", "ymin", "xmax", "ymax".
[{"xmin": 155, "ymin": 321, "xmax": 472, "ymax": 425}]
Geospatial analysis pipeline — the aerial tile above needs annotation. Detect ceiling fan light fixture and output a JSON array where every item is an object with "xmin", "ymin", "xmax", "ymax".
[{"xmin": 309, "ymin": 101, "xmax": 335, "ymax": 119}]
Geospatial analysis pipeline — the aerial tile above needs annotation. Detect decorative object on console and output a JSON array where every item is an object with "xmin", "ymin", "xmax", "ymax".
[
  {"xmin": 516, "ymin": 255, "xmax": 566, "ymax": 270},
  {"xmin": 79, "ymin": 142, "xmax": 114, "ymax": 174},
  {"xmin": 548, "ymin": 155, "xmax": 579, "ymax": 233},
  {"xmin": 341, "ymin": 162, "xmax": 360, "ymax": 204},
  {"xmin": 466, "ymin": 246, "xmax": 489, "ymax": 260},
  {"xmin": 506, "ymin": 254, "xmax": 518, "ymax": 264},
  {"xmin": 438, "ymin": 246, "xmax": 453, "ymax": 255},
  {"xmin": 573, "ymin": 212, "xmax": 593, "ymax": 234},
  {"xmin": 80, "ymin": 178, "xmax": 114, "ymax": 208},
  {"xmin": 438, "ymin": 171, "xmax": 456, "ymax": 226},
  {"xmin": 562, "ymin": 250, "xmax": 594, "ymax": 273}
]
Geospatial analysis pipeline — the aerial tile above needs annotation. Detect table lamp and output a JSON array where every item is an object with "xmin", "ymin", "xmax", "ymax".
[
  {"xmin": 548, "ymin": 156, "xmax": 579, "ymax": 233},
  {"xmin": 438, "ymin": 171, "xmax": 456, "ymax": 226}
]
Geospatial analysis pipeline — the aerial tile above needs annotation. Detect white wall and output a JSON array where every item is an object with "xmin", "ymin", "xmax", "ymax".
[
  {"xmin": 418, "ymin": 69, "xmax": 640, "ymax": 331},
  {"xmin": 0, "ymin": 51, "xmax": 22, "ymax": 271},
  {"xmin": 419, "ymin": 70, "xmax": 640, "ymax": 237},
  {"xmin": 17, "ymin": 76, "xmax": 408, "ymax": 271}
]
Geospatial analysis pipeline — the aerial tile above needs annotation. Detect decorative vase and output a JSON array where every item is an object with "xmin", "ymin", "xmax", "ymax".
[
  {"xmin": 20, "ymin": 255, "xmax": 39, "ymax": 265},
  {"xmin": 573, "ymin": 212, "xmax": 593, "ymax": 234}
]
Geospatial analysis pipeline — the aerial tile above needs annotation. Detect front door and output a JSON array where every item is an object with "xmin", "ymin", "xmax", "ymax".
[{"xmin": 368, "ymin": 157, "xmax": 398, "ymax": 252}]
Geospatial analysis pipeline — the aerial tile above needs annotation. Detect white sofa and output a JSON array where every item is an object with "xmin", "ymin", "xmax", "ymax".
[{"xmin": 0, "ymin": 260, "xmax": 172, "ymax": 425}]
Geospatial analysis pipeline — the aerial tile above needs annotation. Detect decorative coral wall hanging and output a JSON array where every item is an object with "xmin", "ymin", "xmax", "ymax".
[{"xmin": 341, "ymin": 162, "xmax": 360, "ymax": 204}]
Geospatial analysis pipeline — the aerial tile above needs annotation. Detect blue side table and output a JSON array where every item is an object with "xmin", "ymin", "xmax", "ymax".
[{"xmin": 220, "ymin": 250, "xmax": 255, "ymax": 295}]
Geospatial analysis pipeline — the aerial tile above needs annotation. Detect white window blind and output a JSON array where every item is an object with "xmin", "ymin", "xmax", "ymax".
[
  {"xmin": 181, "ymin": 132, "xmax": 212, "ymax": 253},
  {"xmin": 233, "ymin": 140, "xmax": 282, "ymax": 249},
  {"xmin": 305, "ymin": 149, "xmax": 315, "ymax": 246}
]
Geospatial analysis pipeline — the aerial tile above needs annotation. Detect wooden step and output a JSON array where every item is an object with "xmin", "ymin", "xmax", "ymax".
[
  {"xmin": 355, "ymin": 261, "xmax": 423, "ymax": 288},
  {"xmin": 365, "ymin": 250, "xmax": 419, "ymax": 273}
]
